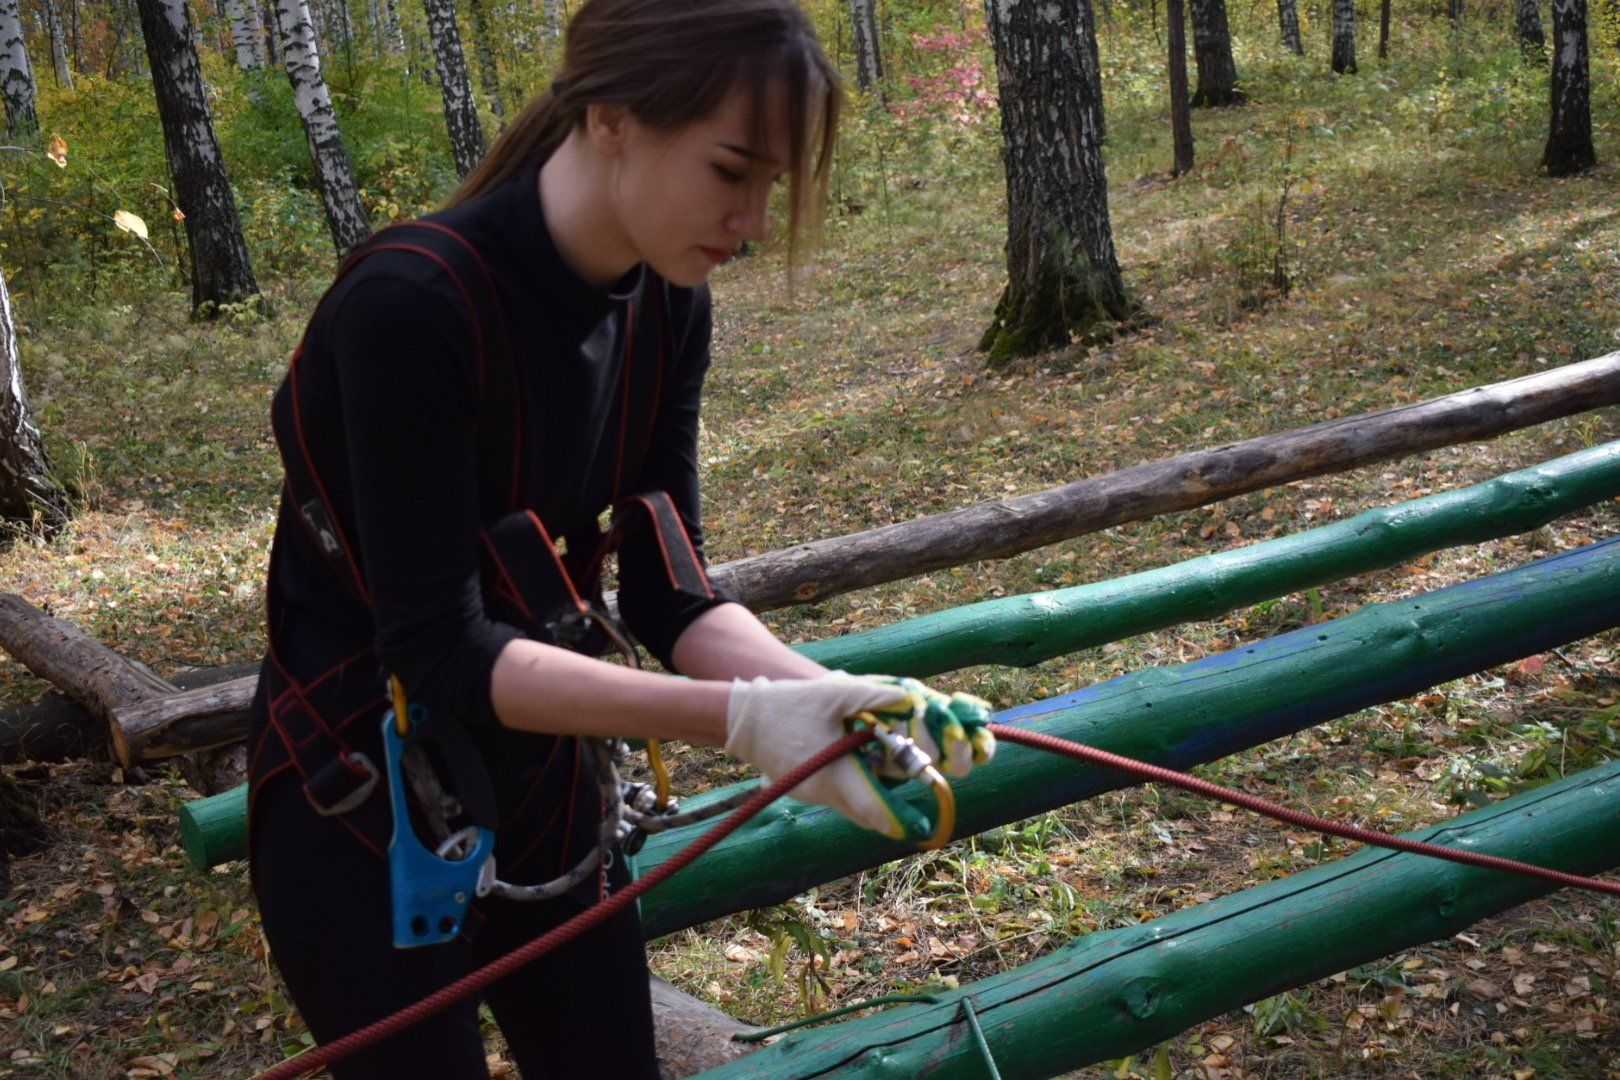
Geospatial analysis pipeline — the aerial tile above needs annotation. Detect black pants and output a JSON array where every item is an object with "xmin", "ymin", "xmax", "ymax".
[{"xmin": 251, "ymin": 774, "xmax": 659, "ymax": 1079}]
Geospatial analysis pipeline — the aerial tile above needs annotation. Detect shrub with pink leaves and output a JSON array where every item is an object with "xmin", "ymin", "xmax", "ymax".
[{"xmin": 892, "ymin": 24, "xmax": 998, "ymax": 130}]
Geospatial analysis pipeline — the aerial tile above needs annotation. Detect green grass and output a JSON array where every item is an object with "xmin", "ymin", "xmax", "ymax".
[{"xmin": 2, "ymin": 4, "xmax": 1619, "ymax": 1076}]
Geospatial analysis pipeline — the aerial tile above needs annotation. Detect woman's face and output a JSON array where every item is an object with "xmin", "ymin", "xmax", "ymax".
[{"xmin": 599, "ymin": 85, "xmax": 796, "ymax": 288}]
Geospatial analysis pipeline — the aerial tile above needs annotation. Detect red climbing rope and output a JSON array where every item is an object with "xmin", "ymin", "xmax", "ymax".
[
  {"xmin": 255, "ymin": 722, "xmax": 1620, "ymax": 1078},
  {"xmin": 251, "ymin": 729, "xmax": 875, "ymax": 1080},
  {"xmin": 988, "ymin": 724, "xmax": 1620, "ymax": 898}
]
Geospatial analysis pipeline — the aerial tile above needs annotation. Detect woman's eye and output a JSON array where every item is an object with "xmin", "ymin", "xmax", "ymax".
[{"xmin": 713, "ymin": 165, "xmax": 745, "ymax": 183}]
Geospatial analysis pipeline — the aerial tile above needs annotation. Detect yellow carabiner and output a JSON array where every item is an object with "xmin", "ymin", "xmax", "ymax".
[
  {"xmin": 645, "ymin": 738, "xmax": 673, "ymax": 811},
  {"xmin": 917, "ymin": 766, "xmax": 957, "ymax": 852},
  {"xmin": 390, "ymin": 675, "xmax": 411, "ymax": 737}
]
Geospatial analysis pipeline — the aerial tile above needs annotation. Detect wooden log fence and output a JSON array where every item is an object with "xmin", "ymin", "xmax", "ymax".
[{"xmin": 8, "ymin": 355, "xmax": 1616, "ymax": 767}]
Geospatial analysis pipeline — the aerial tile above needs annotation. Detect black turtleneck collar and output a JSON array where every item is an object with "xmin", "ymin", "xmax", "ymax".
[{"xmin": 489, "ymin": 156, "xmax": 647, "ymax": 335}]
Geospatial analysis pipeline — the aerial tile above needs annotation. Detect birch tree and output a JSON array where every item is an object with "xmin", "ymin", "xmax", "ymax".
[
  {"xmin": 423, "ymin": 0, "xmax": 484, "ymax": 176},
  {"xmin": 1331, "ymin": 0, "xmax": 1356, "ymax": 73},
  {"xmin": 1518, "ymin": 0, "xmax": 1546, "ymax": 54},
  {"xmin": 0, "ymin": 264, "xmax": 68, "ymax": 533},
  {"xmin": 466, "ymin": 0, "xmax": 503, "ymax": 121},
  {"xmin": 0, "ymin": 0, "xmax": 38, "ymax": 138},
  {"xmin": 1189, "ymin": 0, "xmax": 1243, "ymax": 106},
  {"xmin": 848, "ymin": 0, "xmax": 882, "ymax": 94},
  {"xmin": 39, "ymin": 0, "xmax": 71, "ymax": 87},
  {"xmin": 274, "ymin": 0, "xmax": 370, "ymax": 251},
  {"xmin": 133, "ymin": 0, "xmax": 262, "ymax": 315},
  {"xmin": 226, "ymin": 0, "xmax": 265, "ymax": 69},
  {"xmin": 980, "ymin": 0, "xmax": 1137, "ymax": 363},
  {"xmin": 1277, "ymin": 0, "xmax": 1303, "ymax": 55},
  {"xmin": 1541, "ymin": 0, "xmax": 1595, "ymax": 175}
]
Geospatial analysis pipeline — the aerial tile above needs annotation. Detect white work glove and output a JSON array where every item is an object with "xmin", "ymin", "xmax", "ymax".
[{"xmin": 725, "ymin": 673, "xmax": 914, "ymax": 838}]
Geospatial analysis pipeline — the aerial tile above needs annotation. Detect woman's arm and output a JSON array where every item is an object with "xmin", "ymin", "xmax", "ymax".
[
  {"xmin": 670, "ymin": 601, "xmax": 826, "ymax": 681},
  {"xmin": 489, "ymin": 635, "xmax": 732, "ymax": 744},
  {"xmin": 489, "ymin": 604, "xmax": 822, "ymax": 742}
]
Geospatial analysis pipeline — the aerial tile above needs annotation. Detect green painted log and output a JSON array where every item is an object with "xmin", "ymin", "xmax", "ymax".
[
  {"xmin": 801, "ymin": 441, "xmax": 1620, "ymax": 676},
  {"xmin": 634, "ymin": 537, "xmax": 1620, "ymax": 937},
  {"xmin": 177, "ymin": 450, "xmax": 1620, "ymax": 869},
  {"xmin": 694, "ymin": 760, "xmax": 1620, "ymax": 1079},
  {"xmin": 181, "ymin": 537, "xmax": 1620, "ymax": 882},
  {"xmin": 179, "ymin": 785, "xmax": 246, "ymax": 865}
]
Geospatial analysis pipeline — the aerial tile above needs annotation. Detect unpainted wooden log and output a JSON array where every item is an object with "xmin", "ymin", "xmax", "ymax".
[
  {"xmin": 649, "ymin": 975, "xmax": 764, "ymax": 1077},
  {"xmin": 0, "ymin": 593, "xmax": 175, "ymax": 719},
  {"xmin": 111, "ymin": 675, "xmax": 256, "ymax": 763},
  {"xmin": 0, "ymin": 663, "xmax": 257, "ymax": 764},
  {"xmin": 709, "ymin": 351, "xmax": 1620, "ymax": 610}
]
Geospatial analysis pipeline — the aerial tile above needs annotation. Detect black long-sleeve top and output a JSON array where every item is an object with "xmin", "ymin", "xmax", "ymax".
[{"xmin": 260, "ymin": 156, "xmax": 734, "ymax": 732}]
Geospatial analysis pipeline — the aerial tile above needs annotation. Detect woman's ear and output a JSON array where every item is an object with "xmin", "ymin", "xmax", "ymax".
[{"xmin": 585, "ymin": 103, "xmax": 632, "ymax": 157}]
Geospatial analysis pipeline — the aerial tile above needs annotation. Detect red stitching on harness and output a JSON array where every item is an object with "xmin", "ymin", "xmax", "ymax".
[
  {"xmin": 479, "ymin": 531, "xmax": 536, "ymax": 621},
  {"xmin": 659, "ymin": 491, "xmax": 715, "ymax": 598},
  {"xmin": 524, "ymin": 510, "xmax": 589, "ymax": 612}
]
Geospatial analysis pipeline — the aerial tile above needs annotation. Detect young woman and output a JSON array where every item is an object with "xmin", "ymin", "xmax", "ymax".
[{"xmin": 248, "ymin": 1, "xmax": 992, "ymax": 1076}]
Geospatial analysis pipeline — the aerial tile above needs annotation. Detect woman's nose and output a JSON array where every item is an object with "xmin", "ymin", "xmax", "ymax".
[{"xmin": 727, "ymin": 185, "xmax": 771, "ymax": 241}]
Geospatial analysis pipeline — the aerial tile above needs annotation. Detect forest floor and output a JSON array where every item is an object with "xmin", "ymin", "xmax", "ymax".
[{"xmin": 3, "ymin": 15, "xmax": 1620, "ymax": 1080}]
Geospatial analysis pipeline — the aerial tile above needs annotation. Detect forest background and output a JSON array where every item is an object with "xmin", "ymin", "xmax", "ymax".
[{"xmin": 1, "ymin": 0, "xmax": 1619, "ymax": 1075}]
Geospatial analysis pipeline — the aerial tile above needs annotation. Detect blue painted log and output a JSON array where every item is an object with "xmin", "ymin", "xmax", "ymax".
[{"xmin": 636, "ymin": 537, "xmax": 1620, "ymax": 938}]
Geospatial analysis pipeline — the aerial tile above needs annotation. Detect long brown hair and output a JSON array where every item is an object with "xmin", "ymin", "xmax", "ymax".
[{"xmin": 446, "ymin": 0, "xmax": 842, "ymax": 268}]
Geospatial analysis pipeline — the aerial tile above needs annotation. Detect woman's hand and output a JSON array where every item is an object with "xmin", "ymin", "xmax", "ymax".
[
  {"xmin": 861, "ymin": 676, "xmax": 997, "ymax": 779},
  {"xmin": 724, "ymin": 673, "xmax": 916, "ymax": 837}
]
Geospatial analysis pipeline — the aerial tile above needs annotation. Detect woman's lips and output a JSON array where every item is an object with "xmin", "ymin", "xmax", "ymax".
[{"xmin": 700, "ymin": 246, "xmax": 732, "ymax": 265}]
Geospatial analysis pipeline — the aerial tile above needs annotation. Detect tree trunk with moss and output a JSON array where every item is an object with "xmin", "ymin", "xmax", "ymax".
[
  {"xmin": 1542, "ymin": 0, "xmax": 1595, "ymax": 175},
  {"xmin": 980, "ymin": 0, "xmax": 1137, "ymax": 364},
  {"xmin": 1189, "ymin": 0, "xmax": 1243, "ymax": 105}
]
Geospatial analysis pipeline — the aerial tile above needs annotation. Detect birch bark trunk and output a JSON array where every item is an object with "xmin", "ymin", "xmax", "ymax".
[
  {"xmin": 466, "ymin": 0, "xmax": 503, "ymax": 121},
  {"xmin": 382, "ymin": 0, "xmax": 401, "ymax": 53},
  {"xmin": 980, "ymin": 0, "xmax": 1137, "ymax": 363},
  {"xmin": 848, "ymin": 0, "xmax": 882, "ymax": 93},
  {"xmin": 0, "ymin": 0, "xmax": 38, "ymax": 138},
  {"xmin": 1189, "ymin": 0, "xmax": 1243, "ymax": 106},
  {"xmin": 274, "ymin": 0, "xmax": 370, "ymax": 252},
  {"xmin": 133, "ymin": 0, "xmax": 263, "ymax": 315},
  {"xmin": 1277, "ymin": 0, "xmax": 1304, "ymax": 54},
  {"xmin": 226, "ymin": 0, "xmax": 263, "ymax": 68},
  {"xmin": 423, "ymin": 0, "xmax": 484, "ymax": 176},
  {"xmin": 0, "ymin": 266, "xmax": 68, "ymax": 533},
  {"xmin": 1541, "ymin": 0, "xmax": 1595, "ymax": 175},
  {"xmin": 39, "ymin": 0, "xmax": 71, "ymax": 87},
  {"xmin": 1331, "ymin": 0, "xmax": 1357, "ymax": 73}
]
